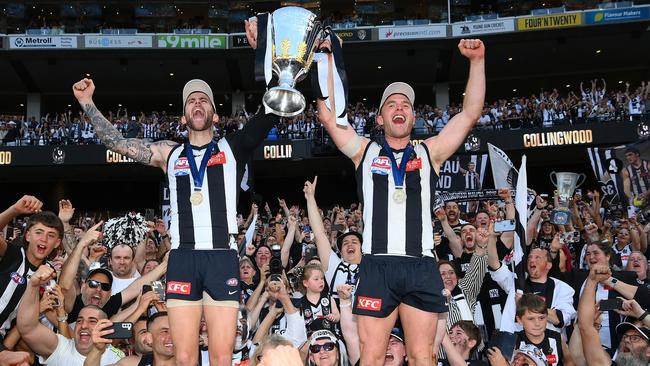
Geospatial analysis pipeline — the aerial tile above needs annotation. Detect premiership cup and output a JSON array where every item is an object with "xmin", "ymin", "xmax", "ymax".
[
  {"xmin": 262, "ymin": 7, "xmax": 325, "ymax": 117},
  {"xmin": 549, "ymin": 171, "xmax": 586, "ymax": 225}
]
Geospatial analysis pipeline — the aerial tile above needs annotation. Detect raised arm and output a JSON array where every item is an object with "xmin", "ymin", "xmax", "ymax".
[
  {"xmin": 16, "ymin": 265, "xmax": 59, "ymax": 359},
  {"xmin": 73, "ymin": 79, "xmax": 175, "ymax": 169},
  {"xmin": 0, "ymin": 195, "xmax": 42, "ymax": 256},
  {"xmin": 426, "ymin": 39, "xmax": 485, "ymax": 169},
  {"xmin": 59, "ymin": 222, "xmax": 103, "ymax": 313},
  {"xmin": 316, "ymin": 48, "xmax": 369, "ymax": 167},
  {"xmin": 281, "ymin": 216, "xmax": 297, "ymax": 268},
  {"xmin": 119, "ymin": 254, "xmax": 168, "ymax": 306},
  {"xmin": 304, "ymin": 177, "xmax": 333, "ymax": 270},
  {"xmin": 578, "ymin": 265, "xmax": 613, "ymax": 366},
  {"xmin": 434, "ymin": 208, "xmax": 462, "ymax": 258}
]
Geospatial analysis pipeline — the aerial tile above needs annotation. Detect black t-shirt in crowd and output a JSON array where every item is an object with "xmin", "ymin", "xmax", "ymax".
[
  {"xmin": 434, "ymin": 221, "xmax": 463, "ymax": 261},
  {"xmin": 68, "ymin": 292, "xmax": 123, "ymax": 323}
]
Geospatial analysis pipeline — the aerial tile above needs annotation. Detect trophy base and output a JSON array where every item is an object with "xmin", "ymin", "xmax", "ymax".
[
  {"xmin": 550, "ymin": 210, "xmax": 571, "ymax": 225},
  {"xmin": 263, "ymin": 86, "xmax": 306, "ymax": 117}
]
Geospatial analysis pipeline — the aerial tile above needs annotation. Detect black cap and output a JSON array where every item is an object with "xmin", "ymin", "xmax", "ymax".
[
  {"xmin": 336, "ymin": 231, "xmax": 363, "ymax": 252},
  {"xmin": 86, "ymin": 268, "xmax": 113, "ymax": 285},
  {"xmin": 390, "ymin": 327, "xmax": 404, "ymax": 343},
  {"xmin": 616, "ymin": 322, "xmax": 650, "ymax": 341},
  {"xmin": 308, "ymin": 318, "xmax": 337, "ymax": 338}
]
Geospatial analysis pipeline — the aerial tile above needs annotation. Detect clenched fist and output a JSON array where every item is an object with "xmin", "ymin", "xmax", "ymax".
[{"xmin": 72, "ymin": 78, "xmax": 96, "ymax": 105}]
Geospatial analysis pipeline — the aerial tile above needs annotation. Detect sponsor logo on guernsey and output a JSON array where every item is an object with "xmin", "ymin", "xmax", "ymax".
[{"xmin": 371, "ymin": 157, "xmax": 391, "ymax": 175}]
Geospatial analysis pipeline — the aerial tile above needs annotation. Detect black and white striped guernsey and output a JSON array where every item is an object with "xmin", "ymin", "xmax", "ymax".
[
  {"xmin": 164, "ymin": 112, "xmax": 279, "ymax": 250},
  {"xmin": 356, "ymin": 141, "xmax": 439, "ymax": 257},
  {"xmin": 0, "ymin": 244, "xmax": 38, "ymax": 336},
  {"xmin": 166, "ymin": 139, "xmax": 239, "ymax": 250}
]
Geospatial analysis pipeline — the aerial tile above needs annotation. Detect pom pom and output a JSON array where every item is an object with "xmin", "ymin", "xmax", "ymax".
[{"xmin": 102, "ymin": 212, "xmax": 149, "ymax": 249}]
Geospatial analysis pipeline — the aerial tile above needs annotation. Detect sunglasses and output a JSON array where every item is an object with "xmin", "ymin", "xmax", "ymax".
[
  {"xmin": 87, "ymin": 279, "xmax": 111, "ymax": 291},
  {"xmin": 310, "ymin": 342, "xmax": 336, "ymax": 353}
]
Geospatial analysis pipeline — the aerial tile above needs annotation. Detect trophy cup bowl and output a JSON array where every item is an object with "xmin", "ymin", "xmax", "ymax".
[
  {"xmin": 262, "ymin": 7, "xmax": 324, "ymax": 117},
  {"xmin": 549, "ymin": 171, "xmax": 586, "ymax": 225}
]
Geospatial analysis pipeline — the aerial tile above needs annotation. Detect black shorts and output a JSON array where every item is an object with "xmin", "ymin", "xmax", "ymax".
[
  {"xmin": 166, "ymin": 249, "xmax": 240, "ymax": 302},
  {"xmin": 353, "ymin": 254, "xmax": 447, "ymax": 317}
]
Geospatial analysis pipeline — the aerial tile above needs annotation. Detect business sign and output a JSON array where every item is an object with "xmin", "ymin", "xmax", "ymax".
[
  {"xmin": 9, "ymin": 36, "xmax": 77, "ymax": 49},
  {"xmin": 85, "ymin": 35, "xmax": 153, "ymax": 49},
  {"xmin": 157, "ymin": 35, "xmax": 226, "ymax": 49},
  {"xmin": 517, "ymin": 13, "xmax": 582, "ymax": 31},
  {"xmin": 452, "ymin": 19, "xmax": 515, "ymax": 37},
  {"xmin": 230, "ymin": 34, "xmax": 250, "ymax": 48},
  {"xmin": 334, "ymin": 28, "xmax": 373, "ymax": 42},
  {"xmin": 378, "ymin": 24, "xmax": 447, "ymax": 40},
  {"xmin": 585, "ymin": 7, "xmax": 650, "ymax": 25}
]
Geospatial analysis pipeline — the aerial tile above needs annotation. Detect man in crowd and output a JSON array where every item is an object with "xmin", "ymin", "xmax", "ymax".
[
  {"xmin": 109, "ymin": 244, "xmax": 140, "ymax": 294},
  {"xmin": 74, "ymin": 68, "xmax": 278, "ymax": 366},
  {"xmin": 17, "ymin": 265, "xmax": 124, "ymax": 366},
  {"xmin": 317, "ymin": 38, "xmax": 485, "ymax": 365},
  {"xmin": 59, "ymin": 222, "xmax": 168, "ymax": 323},
  {"xmin": 85, "ymin": 312, "xmax": 174, "ymax": 366}
]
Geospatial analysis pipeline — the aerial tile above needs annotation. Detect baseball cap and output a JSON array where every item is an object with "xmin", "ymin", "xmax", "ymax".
[
  {"xmin": 336, "ymin": 231, "xmax": 363, "ymax": 252},
  {"xmin": 86, "ymin": 267, "xmax": 113, "ymax": 285},
  {"xmin": 309, "ymin": 329, "xmax": 338, "ymax": 346},
  {"xmin": 182, "ymin": 79, "xmax": 215, "ymax": 110},
  {"xmin": 512, "ymin": 344, "xmax": 548, "ymax": 366},
  {"xmin": 616, "ymin": 322, "xmax": 650, "ymax": 341},
  {"xmin": 390, "ymin": 327, "xmax": 404, "ymax": 343},
  {"xmin": 379, "ymin": 82, "xmax": 415, "ymax": 111}
]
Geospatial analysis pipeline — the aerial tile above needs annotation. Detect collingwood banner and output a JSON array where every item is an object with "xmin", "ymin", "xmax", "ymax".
[
  {"xmin": 437, "ymin": 153, "xmax": 489, "ymax": 192},
  {"xmin": 587, "ymin": 138, "xmax": 650, "ymax": 208}
]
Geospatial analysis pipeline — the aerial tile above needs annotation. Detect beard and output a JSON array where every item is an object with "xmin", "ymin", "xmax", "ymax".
[
  {"xmin": 615, "ymin": 350, "xmax": 648, "ymax": 366},
  {"xmin": 185, "ymin": 110, "xmax": 214, "ymax": 132}
]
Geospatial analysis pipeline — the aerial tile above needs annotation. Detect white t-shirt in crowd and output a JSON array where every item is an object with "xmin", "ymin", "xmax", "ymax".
[
  {"xmin": 38, "ymin": 334, "xmax": 124, "ymax": 366},
  {"xmin": 111, "ymin": 270, "xmax": 141, "ymax": 294}
]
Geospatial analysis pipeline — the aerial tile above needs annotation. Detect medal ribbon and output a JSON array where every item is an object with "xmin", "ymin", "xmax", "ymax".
[
  {"xmin": 184, "ymin": 140, "xmax": 216, "ymax": 192},
  {"xmin": 382, "ymin": 142, "xmax": 413, "ymax": 189}
]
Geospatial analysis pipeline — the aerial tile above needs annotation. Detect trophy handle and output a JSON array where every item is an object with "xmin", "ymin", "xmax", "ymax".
[
  {"xmin": 549, "ymin": 171, "xmax": 558, "ymax": 187},
  {"xmin": 576, "ymin": 173, "xmax": 586, "ymax": 188}
]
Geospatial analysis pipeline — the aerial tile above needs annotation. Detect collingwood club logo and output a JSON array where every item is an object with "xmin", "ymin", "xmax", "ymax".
[
  {"xmin": 357, "ymin": 29, "xmax": 367, "ymax": 40},
  {"xmin": 52, "ymin": 147, "xmax": 65, "ymax": 164},
  {"xmin": 637, "ymin": 122, "xmax": 650, "ymax": 139},
  {"xmin": 464, "ymin": 134, "xmax": 481, "ymax": 152}
]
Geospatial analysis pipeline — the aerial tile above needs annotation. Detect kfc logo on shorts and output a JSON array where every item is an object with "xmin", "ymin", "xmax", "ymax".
[
  {"xmin": 371, "ymin": 157, "xmax": 391, "ymax": 175},
  {"xmin": 166, "ymin": 281, "xmax": 191, "ymax": 295},
  {"xmin": 226, "ymin": 278, "xmax": 239, "ymax": 287},
  {"xmin": 357, "ymin": 296, "xmax": 382, "ymax": 311}
]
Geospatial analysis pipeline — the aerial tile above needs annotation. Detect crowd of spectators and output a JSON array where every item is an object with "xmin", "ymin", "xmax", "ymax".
[
  {"xmin": 1, "ymin": 79, "xmax": 648, "ymax": 147},
  {"xmin": 2, "ymin": 167, "xmax": 650, "ymax": 365}
]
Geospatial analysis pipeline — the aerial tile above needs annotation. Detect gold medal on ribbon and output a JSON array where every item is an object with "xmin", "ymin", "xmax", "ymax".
[
  {"xmin": 393, "ymin": 189, "xmax": 406, "ymax": 204},
  {"xmin": 190, "ymin": 191, "xmax": 203, "ymax": 205}
]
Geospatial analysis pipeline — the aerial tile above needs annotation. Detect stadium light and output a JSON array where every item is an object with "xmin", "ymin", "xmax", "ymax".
[
  {"xmin": 508, "ymin": 57, "xmax": 513, "ymax": 61},
  {"xmin": 169, "ymin": 72, "xmax": 174, "ymax": 76},
  {"xmin": 377, "ymin": 66, "xmax": 382, "ymax": 69},
  {"xmin": 596, "ymin": 49, "xmax": 602, "ymax": 54}
]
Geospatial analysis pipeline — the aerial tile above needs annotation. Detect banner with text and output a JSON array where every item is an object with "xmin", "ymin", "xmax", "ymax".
[
  {"xmin": 9, "ymin": 36, "xmax": 77, "ymax": 49},
  {"xmin": 334, "ymin": 28, "xmax": 374, "ymax": 42},
  {"xmin": 157, "ymin": 34, "xmax": 227, "ymax": 49},
  {"xmin": 452, "ymin": 19, "xmax": 516, "ymax": 37},
  {"xmin": 378, "ymin": 24, "xmax": 447, "ymax": 40},
  {"xmin": 585, "ymin": 6, "xmax": 650, "ymax": 25},
  {"xmin": 230, "ymin": 34, "xmax": 250, "ymax": 48},
  {"xmin": 85, "ymin": 35, "xmax": 153, "ymax": 48},
  {"xmin": 517, "ymin": 13, "xmax": 583, "ymax": 31}
]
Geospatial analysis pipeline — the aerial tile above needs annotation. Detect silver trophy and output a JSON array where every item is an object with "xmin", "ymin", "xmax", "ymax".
[
  {"xmin": 549, "ymin": 171, "xmax": 586, "ymax": 225},
  {"xmin": 262, "ymin": 7, "xmax": 324, "ymax": 117}
]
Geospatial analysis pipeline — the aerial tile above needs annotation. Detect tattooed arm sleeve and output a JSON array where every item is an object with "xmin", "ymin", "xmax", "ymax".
[{"xmin": 82, "ymin": 103, "xmax": 175, "ymax": 167}]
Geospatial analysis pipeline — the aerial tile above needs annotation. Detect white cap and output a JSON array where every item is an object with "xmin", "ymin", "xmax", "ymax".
[
  {"xmin": 309, "ymin": 330, "xmax": 337, "ymax": 346},
  {"xmin": 512, "ymin": 344, "xmax": 548, "ymax": 366},
  {"xmin": 380, "ymin": 82, "xmax": 415, "ymax": 111},
  {"xmin": 182, "ymin": 79, "xmax": 215, "ymax": 110}
]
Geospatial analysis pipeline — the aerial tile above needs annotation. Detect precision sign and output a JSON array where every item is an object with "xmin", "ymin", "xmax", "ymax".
[
  {"xmin": 517, "ymin": 13, "xmax": 583, "ymax": 31},
  {"xmin": 523, "ymin": 129, "xmax": 593, "ymax": 148}
]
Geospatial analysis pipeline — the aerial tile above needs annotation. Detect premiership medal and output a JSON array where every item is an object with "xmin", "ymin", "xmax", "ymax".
[
  {"xmin": 190, "ymin": 191, "xmax": 203, "ymax": 205},
  {"xmin": 382, "ymin": 142, "xmax": 414, "ymax": 205},
  {"xmin": 184, "ymin": 140, "xmax": 216, "ymax": 207},
  {"xmin": 393, "ymin": 189, "xmax": 406, "ymax": 204}
]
